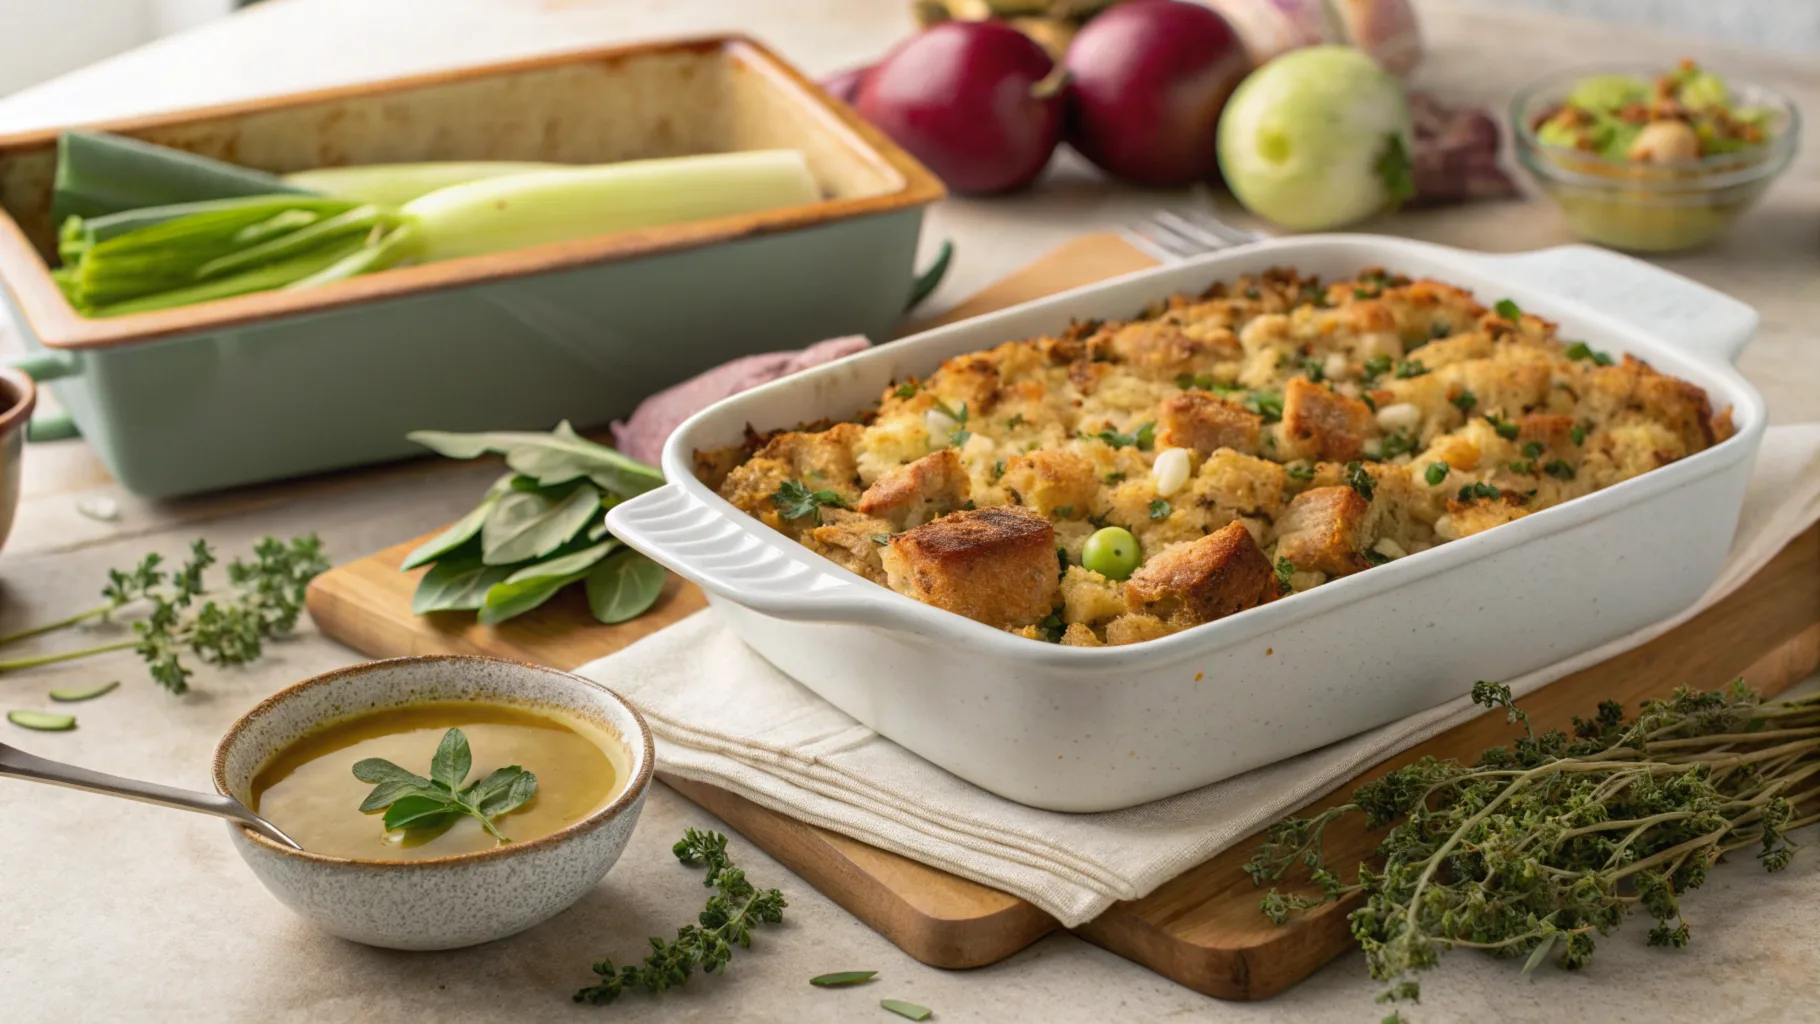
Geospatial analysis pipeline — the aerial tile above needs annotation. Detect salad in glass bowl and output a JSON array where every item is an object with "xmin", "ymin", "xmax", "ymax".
[{"xmin": 1512, "ymin": 60, "xmax": 1797, "ymax": 252}]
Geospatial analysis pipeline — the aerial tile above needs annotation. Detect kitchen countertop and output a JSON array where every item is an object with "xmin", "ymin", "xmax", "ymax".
[{"xmin": 0, "ymin": 2, "xmax": 1816, "ymax": 1022}]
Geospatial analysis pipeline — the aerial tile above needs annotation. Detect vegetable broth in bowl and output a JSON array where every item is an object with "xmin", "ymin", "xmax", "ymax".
[{"xmin": 251, "ymin": 701, "xmax": 622, "ymax": 861}]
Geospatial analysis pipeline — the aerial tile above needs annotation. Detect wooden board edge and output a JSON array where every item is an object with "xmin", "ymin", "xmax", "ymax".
[{"xmin": 660, "ymin": 774, "xmax": 1058, "ymax": 968}]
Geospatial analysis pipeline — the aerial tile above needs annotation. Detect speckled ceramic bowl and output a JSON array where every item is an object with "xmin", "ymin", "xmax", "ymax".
[{"xmin": 212, "ymin": 656, "xmax": 652, "ymax": 950}]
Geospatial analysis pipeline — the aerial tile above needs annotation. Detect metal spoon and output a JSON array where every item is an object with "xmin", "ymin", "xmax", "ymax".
[{"xmin": 0, "ymin": 740, "xmax": 302, "ymax": 850}]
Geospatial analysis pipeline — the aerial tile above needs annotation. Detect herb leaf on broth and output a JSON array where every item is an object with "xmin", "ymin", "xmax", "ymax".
[{"xmin": 352, "ymin": 727, "xmax": 538, "ymax": 843}]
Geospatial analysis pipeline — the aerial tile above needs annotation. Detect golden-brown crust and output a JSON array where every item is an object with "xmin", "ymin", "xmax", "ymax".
[
  {"xmin": 856, "ymin": 449, "xmax": 970, "ymax": 529},
  {"xmin": 1281, "ymin": 377, "xmax": 1377, "ymax": 462},
  {"xmin": 1000, "ymin": 449, "xmax": 1099, "ymax": 519},
  {"xmin": 1157, "ymin": 392, "xmax": 1263, "ymax": 456},
  {"xmin": 1124, "ymin": 521, "xmax": 1279, "ymax": 628},
  {"xmin": 881, "ymin": 506, "xmax": 1059, "ymax": 627},
  {"xmin": 1274, "ymin": 485, "xmax": 1372, "ymax": 577}
]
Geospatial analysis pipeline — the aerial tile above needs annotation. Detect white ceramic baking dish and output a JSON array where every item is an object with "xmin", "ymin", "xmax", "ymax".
[{"xmin": 606, "ymin": 236, "xmax": 1764, "ymax": 812}]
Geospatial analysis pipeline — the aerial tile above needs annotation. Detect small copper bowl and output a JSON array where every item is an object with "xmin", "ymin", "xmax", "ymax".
[{"xmin": 0, "ymin": 367, "xmax": 36, "ymax": 551}]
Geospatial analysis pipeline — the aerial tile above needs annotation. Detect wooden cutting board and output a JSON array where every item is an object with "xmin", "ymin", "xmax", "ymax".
[{"xmin": 306, "ymin": 233, "xmax": 1820, "ymax": 998}]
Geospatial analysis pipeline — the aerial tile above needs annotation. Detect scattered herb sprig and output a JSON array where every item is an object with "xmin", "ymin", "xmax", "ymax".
[
  {"xmin": 0, "ymin": 535, "xmax": 327, "ymax": 694},
  {"xmin": 353, "ymin": 727, "xmax": 536, "ymax": 842},
  {"xmin": 576, "ymin": 829, "xmax": 787, "ymax": 1005},
  {"xmin": 404, "ymin": 423, "xmax": 667, "ymax": 628},
  {"xmin": 1247, "ymin": 679, "xmax": 1820, "ymax": 1015}
]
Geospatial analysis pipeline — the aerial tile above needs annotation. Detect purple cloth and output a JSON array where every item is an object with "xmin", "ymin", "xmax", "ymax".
[{"xmin": 611, "ymin": 335, "xmax": 873, "ymax": 467}]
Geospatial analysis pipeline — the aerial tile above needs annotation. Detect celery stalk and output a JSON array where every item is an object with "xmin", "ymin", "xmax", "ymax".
[
  {"xmin": 282, "ymin": 162, "xmax": 563, "ymax": 206},
  {"xmin": 401, "ymin": 150, "xmax": 821, "ymax": 263}
]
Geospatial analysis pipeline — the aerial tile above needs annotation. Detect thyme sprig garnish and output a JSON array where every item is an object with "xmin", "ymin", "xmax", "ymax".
[
  {"xmin": 0, "ymin": 535, "xmax": 327, "ymax": 694},
  {"xmin": 576, "ymin": 829, "xmax": 787, "ymax": 1005},
  {"xmin": 1248, "ymin": 680, "xmax": 1820, "ymax": 1016}
]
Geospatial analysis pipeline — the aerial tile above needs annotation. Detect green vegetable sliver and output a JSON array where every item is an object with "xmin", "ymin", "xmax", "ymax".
[
  {"xmin": 880, "ymin": 999, "xmax": 933, "ymax": 1021},
  {"xmin": 809, "ymin": 971, "xmax": 877, "ymax": 987},
  {"xmin": 49, "ymin": 681, "xmax": 119, "ymax": 703},
  {"xmin": 8, "ymin": 710, "xmax": 76, "ymax": 731}
]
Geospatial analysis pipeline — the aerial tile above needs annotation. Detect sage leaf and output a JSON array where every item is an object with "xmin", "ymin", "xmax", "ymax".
[
  {"xmin": 880, "ymin": 999, "xmax": 932, "ymax": 1021},
  {"xmin": 585, "ymin": 550, "xmax": 667, "ymax": 625},
  {"xmin": 8, "ymin": 710, "xmax": 76, "ymax": 731},
  {"xmin": 430, "ymin": 728, "xmax": 471, "ymax": 791},
  {"xmin": 482, "ymin": 484, "xmax": 600, "ymax": 566},
  {"xmin": 1522, "ymin": 932, "xmax": 1559, "ymax": 975},
  {"xmin": 503, "ymin": 538, "xmax": 619, "ymax": 585},
  {"xmin": 476, "ymin": 769, "xmax": 538, "ymax": 817},
  {"xmin": 48, "ymin": 681, "xmax": 119, "ymax": 702},
  {"xmin": 401, "ymin": 488, "xmax": 503, "ymax": 570},
  {"xmin": 383, "ymin": 794, "xmax": 457, "ymax": 831},
  {"xmin": 809, "ymin": 971, "xmax": 877, "ymax": 987},
  {"xmin": 358, "ymin": 778, "xmax": 440, "ymax": 813},
  {"xmin": 351, "ymin": 757, "xmax": 432, "ymax": 787},
  {"xmin": 411, "ymin": 555, "xmax": 515, "ymax": 614},
  {"xmin": 478, "ymin": 568, "xmax": 590, "ymax": 626},
  {"xmin": 587, "ymin": 514, "xmax": 613, "ymax": 542},
  {"xmin": 407, "ymin": 421, "xmax": 663, "ymax": 499}
]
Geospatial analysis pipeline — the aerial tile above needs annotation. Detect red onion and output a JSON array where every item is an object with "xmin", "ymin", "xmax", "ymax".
[
  {"xmin": 855, "ymin": 21, "xmax": 1065, "ymax": 196},
  {"xmin": 1063, "ymin": 0, "xmax": 1252, "ymax": 188},
  {"xmin": 819, "ymin": 64, "xmax": 870, "ymax": 106}
]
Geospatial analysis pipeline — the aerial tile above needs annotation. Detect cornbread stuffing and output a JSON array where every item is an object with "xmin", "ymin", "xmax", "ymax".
[{"xmin": 701, "ymin": 268, "xmax": 1734, "ymax": 645}]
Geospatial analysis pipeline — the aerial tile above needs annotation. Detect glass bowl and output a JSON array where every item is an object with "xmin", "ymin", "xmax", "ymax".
[{"xmin": 1510, "ymin": 64, "xmax": 1799, "ymax": 252}]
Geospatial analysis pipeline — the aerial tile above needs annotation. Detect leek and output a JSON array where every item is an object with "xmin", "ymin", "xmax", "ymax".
[
  {"xmin": 402, "ymin": 150, "xmax": 820, "ymax": 262},
  {"xmin": 281, "ymin": 161, "xmax": 562, "ymax": 206},
  {"xmin": 52, "ymin": 130, "xmax": 307, "ymax": 225}
]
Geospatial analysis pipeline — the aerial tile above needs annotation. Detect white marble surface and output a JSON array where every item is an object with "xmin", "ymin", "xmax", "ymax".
[{"xmin": 0, "ymin": 2, "xmax": 1817, "ymax": 1022}]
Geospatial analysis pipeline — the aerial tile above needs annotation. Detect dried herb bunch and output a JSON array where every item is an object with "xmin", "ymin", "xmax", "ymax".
[{"xmin": 1248, "ymin": 680, "xmax": 1820, "ymax": 1014}]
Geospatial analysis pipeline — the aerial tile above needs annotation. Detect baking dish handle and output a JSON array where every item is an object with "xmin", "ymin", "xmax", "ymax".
[
  {"xmin": 1461, "ymin": 244, "xmax": 1758, "ymax": 366},
  {"xmin": 606, "ymin": 484, "xmax": 893, "ymax": 625}
]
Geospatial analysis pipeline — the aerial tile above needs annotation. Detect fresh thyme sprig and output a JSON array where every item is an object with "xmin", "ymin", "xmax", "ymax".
[
  {"xmin": 1248, "ymin": 679, "xmax": 1820, "ymax": 1016},
  {"xmin": 575, "ymin": 828, "xmax": 787, "ymax": 1005},
  {"xmin": 0, "ymin": 535, "xmax": 328, "ymax": 694}
]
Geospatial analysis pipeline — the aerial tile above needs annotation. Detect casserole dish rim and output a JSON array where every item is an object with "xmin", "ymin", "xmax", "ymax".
[
  {"xmin": 638, "ymin": 234, "xmax": 1766, "ymax": 668},
  {"xmin": 0, "ymin": 34, "xmax": 946, "ymax": 352}
]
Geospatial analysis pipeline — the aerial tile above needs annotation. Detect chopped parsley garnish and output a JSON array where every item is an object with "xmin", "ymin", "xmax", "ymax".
[
  {"xmin": 1429, "ymin": 320, "xmax": 1452, "ymax": 339},
  {"xmin": 1093, "ymin": 421, "xmax": 1156, "ymax": 450},
  {"xmin": 991, "ymin": 459, "xmax": 1006, "ymax": 482},
  {"xmin": 932, "ymin": 399, "xmax": 972, "ymax": 448},
  {"xmin": 773, "ymin": 480, "xmax": 849, "ymax": 523},
  {"xmin": 1363, "ymin": 548, "xmax": 1392, "ymax": 566},
  {"xmin": 1521, "ymin": 440, "xmax": 1545, "ymax": 459},
  {"xmin": 1508, "ymin": 460, "xmax": 1534, "ymax": 474},
  {"xmin": 1243, "ymin": 391, "xmax": 1284, "ymax": 423},
  {"xmin": 1148, "ymin": 499, "xmax": 1170, "ymax": 520},
  {"xmin": 1544, "ymin": 460, "xmax": 1576, "ymax": 480},
  {"xmin": 1564, "ymin": 341, "xmax": 1615, "ymax": 366},
  {"xmin": 893, "ymin": 380, "xmax": 921, "ymax": 400},
  {"xmin": 1036, "ymin": 610, "xmax": 1065, "ymax": 643},
  {"xmin": 1450, "ymin": 389, "xmax": 1478, "ymax": 413},
  {"xmin": 1424, "ymin": 462, "xmax": 1449, "ymax": 486},
  {"xmin": 1345, "ymin": 461, "xmax": 1375, "ymax": 501},
  {"xmin": 1394, "ymin": 359, "xmax": 1429, "ymax": 379},
  {"xmin": 1485, "ymin": 414, "xmax": 1519, "ymax": 440},
  {"xmin": 1286, "ymin": 461, "xmax": 1316, "ymax": 482},
  {"xmin": 1457, "ymin": 481, "xmax": 1503, "ymax": 502},
  {"xmin": 1274, "ymin": 557, "xmax": 1296, "ymax": 595},
  {"xmin": 1244, "ymin": 286, "xmax": 1261, "ymax": 300},
  {"xmin": 1570, "ymin": 423, "xmax": 1588, "ymax": 446},
  {"xmin": 1493, "ymin": 298, "xmax": 1522, "ymax": 321},
  {"xmin": 1005, "ymin": 413, "xmax": 1025, "ymax": 429},
  {"xmin": 1054, "ymin": 505, "xmax": 1076, "ymax": 518},
  {"xmin": 1104, "ymin": 471, "xmax": 1126, "ymax": 484},
  {"xmin": 1379, "ymin": 431, "xmax": 1417, "ymax": 460},
  {"xmin": 1353, "ymin": 286, "xmax": 1376, "ymax": 300},
  {"xmin": 1361, "ymin": 354, "xmax": 1393, "ymax": 381},
  {"xmin": 1056, "ymin": 547, "xmax": 1070, "ymax": 577},
  {"xmin": 868, "ymin": 534, "xmax": 890, "ymax": 545},
  {"xmin": 1301, "ymin": 358, "xmax": 1326, "ymax": 383}
]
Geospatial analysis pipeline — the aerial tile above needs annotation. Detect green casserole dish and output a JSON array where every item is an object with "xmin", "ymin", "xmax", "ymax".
[{"xmin": 0, "ymin": 36, "xmax": 944, "ymax": 498}]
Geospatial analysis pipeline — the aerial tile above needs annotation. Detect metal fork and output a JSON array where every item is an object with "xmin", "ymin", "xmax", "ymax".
[{"xmin": 1122, "ymin": 207, "xmax": 1264, "ymax": 263}]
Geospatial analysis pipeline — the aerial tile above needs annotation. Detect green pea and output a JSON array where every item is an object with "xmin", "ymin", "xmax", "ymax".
[{"xmin": 1082, "ymin": 526, "xmax": 1142, "ymax": 580}]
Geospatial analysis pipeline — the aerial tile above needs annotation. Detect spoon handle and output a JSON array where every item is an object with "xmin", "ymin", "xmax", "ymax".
[{"xmin": 0, "ymin": 741, "xmax": 301, "ymax": 850}]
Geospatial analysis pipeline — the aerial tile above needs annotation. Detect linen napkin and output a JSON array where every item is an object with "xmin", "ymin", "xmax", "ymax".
[{"xmin": 579, "ymin": 425, "xmax": 1820, "ymax": 927}]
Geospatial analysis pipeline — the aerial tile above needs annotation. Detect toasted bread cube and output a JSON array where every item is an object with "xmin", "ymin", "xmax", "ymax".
[
  {"xmin": 881, "ymin": 506, "xmax": 1060, "ymax": 627},
  {"xmin": 1281, "ymin": 377, "xmax": 1376, "ymax": 462},
  {"xmin": 1436, "ymin": 494, "xmax": 1529, "ymax": 540},
  {"xmin": 1274, "ymin": 485, "xmax": 1371, "ymax": 577},
  {"xmin": 1001, "ymin": 449, "xmax": 1099, "ymax": 519},
  {"xmin": 804, "ymin": 510, "xmax": 895, "ymax": 585},
  {"xmin": 1105, "ymin": 612, "xmax": 1172, "ymax": 646},
  {"xmin": 1124, "ymin": 521, "xmax": 1279, "ymax": 628},
  {"xmin": 1060, "ymin": 564, "xmax": 1127, "ymax": 625},
  {"xmin": 1158, "ymin": 392, "xmax": 1263, "ymax": 456},
  {"xmin": 1631, "ymin": 363, "xmax": 1718, "ymax": 451},
  {"xmin": 1097, "ymin": 321, "xmax": 1241, "ymax": 380},
  {"xmin": 1060, "ymin": 622, "xmax": 1104, "ymax": 647},
  {"xmin": 856, "ymin": 449, "xmax": 971, "ymax": 529}
]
